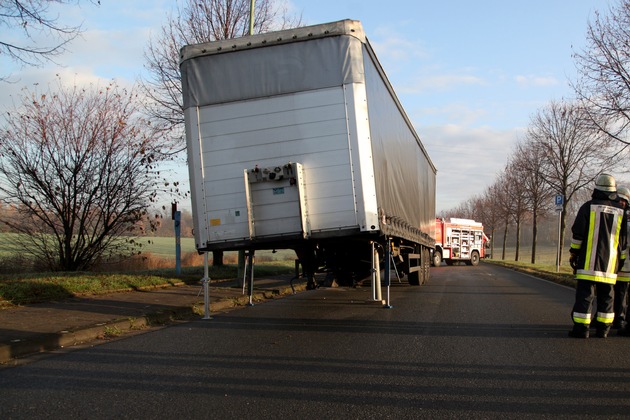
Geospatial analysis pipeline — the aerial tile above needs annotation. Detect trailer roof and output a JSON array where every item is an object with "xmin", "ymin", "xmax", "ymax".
[
  {"xmin": 179, "ymin": 18, "xmax": 437, "ymax": 177},
  {"xmin": 180, "ymin": 19, "xmax": 366, "ymax": 64}
]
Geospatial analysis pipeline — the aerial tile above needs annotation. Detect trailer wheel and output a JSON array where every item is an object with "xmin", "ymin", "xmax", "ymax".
[
  {"xmin": 470, "ymin": 251, "xmax": 480, "ymax": 266},
  {"xmin": 432, "ymin": 251, "xmax": 442, "ymax": 266}
]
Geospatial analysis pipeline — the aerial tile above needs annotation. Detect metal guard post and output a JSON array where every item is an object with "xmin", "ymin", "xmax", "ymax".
[
  {"xmin": 383, "ymin": 237, "xmax": 393, "ymax": 309},
  {"xmin": 247, "ymin": 250, "xmax": 255, "ymax": 306},
  {"xmin": 371, "ymin": 242, "xmax": 376, "ymax": 301}
]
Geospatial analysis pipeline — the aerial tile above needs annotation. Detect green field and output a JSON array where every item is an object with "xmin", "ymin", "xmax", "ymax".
[
  {"xmin": 0, "ymin": 232, "xmax": 579, "ymax": 277},
  {"xmin": 0, "ymin": 233, "xmax": 21, "ymax": 258},
  {"xmin": 1, "ymin": 233, "xmax": 570, "ymax": 264},
  {"xmin": 0, "ymin": 233, "xmax": 297, "ymax": 263},
  {"xmin": 144, "ymin": 236, "xmax": 197, "ymax": 256},
  {"xmin": 140, "ymin": 236, "xmax": 296, "ymax": 262},
  {"xmin": 488, "ymin": 243, "xmax": 573, "ymax": 273}
]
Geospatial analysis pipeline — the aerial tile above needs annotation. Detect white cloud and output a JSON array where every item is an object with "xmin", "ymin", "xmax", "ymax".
[
  {"xmin": 370, "ymin": 32, "xmax": 430, "ymax": 63},
  {"xmin": 0, "ymin": 65, "xmax": 136, "ymax": 112},
  {"xmin": 419, "ymin": 103, "xmax": 489, "ymax": 127},
  {"xmin": 54, "ymin": 26, "xmax": 152, "ymax": 82},
  {"xmin": 401, "ymin": 74, "xmax": 485, "ymax": 94},
  {"xmin": 515, "ymin": 74, "xmax": 560, "ymax": 87},
  {"xmin": 421, "ymin": 124, "xmax": 523, "ymax": 213},
  {"xmin": 365, "ymin": 24, "xmax": 487, "ymax": 95},
  {"xmin": 0, "ymin": 0, "xmax": 163, "ymax": 99}
]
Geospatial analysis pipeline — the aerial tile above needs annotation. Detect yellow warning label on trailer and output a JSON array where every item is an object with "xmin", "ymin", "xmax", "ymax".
[{"xmin": 210, "ymin": 218, "xmax": 221, "ymax": 226}]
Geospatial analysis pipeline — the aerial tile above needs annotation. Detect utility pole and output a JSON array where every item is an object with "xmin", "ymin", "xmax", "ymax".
[
  {"xmin": 250, "ymin": 0, "xmax": 255, "ymax": 35},
  {"xmin": 239, "ymin": 0, "xmax": 256, "ymax": 283}
]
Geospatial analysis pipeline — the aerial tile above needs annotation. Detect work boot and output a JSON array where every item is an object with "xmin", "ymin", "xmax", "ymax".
[
  {"xmin": 596, "ymin": 325, "xmax": 611, "ymax": 338},
  {"xmin": 568, "ymin": 325, "xmax": 589, "ymax": 339},
  {"xmin": 618, "ymin": 327, "xmax": 630, "ymax": 337}
]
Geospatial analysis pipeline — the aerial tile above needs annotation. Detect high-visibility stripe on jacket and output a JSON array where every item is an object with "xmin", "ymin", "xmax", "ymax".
[
  {"xmin": 617, "ymin": 221, "xmax": 630, "ymax": 282},
  {"xmin": 570, "ymin": 200, "xmax": 627, "ymax": 284}
]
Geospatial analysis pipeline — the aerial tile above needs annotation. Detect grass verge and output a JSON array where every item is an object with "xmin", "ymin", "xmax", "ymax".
[
  {"xmin": 485, "ymin": 259, "xmax": 576, "ymax": 288},
  {"xmin": 0, "ymin": 257, "xmax": 577, "ymax": 308},
  {"xmin": 0, "ymin": 262, "xmax": 294, "ymax": 307}
]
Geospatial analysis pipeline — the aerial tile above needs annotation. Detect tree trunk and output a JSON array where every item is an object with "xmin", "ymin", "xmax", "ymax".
[
  {"xmin": 531, "ymin": 210, "xmax": 538, "ymax": 264},
  {"xmin": 490, "ymin": 227, "xmax": 495, "ymax": 259},
  {"xmin": 502, "ymin": 223, "xmax": 508, "ymax": 260},
  {"xmin": 212, "ymin": 250, "xmax": 224, "ymax": 267},
  {"xmin": 515, "ymin": 219, "xmax": 521, "ymax": 262},
  {"xmin": 559, "ymin": 206, "xmax": 567, "ymax": 266}
]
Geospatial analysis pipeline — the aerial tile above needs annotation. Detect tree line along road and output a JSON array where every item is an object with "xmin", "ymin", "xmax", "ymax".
[{"xmin": 0, "ymin": 263, "xmax": 628, "ymax": 419}]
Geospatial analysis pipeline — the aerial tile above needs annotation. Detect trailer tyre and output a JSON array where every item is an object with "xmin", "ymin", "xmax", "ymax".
[
  {"xmin": 432, "ymin": 251, "xmax": 442, "ymax": 267},
  {"xmin": 470, "ymin": 251, "xmax": 480, "ymax": 266}
]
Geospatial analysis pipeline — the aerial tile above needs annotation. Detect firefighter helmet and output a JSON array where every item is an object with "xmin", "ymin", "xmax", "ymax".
[
  {"xmin": 618, "ymin": 185, "xmax": 630, "ymax": 204},
  {"xmin": 595, "ymin": 173, "xmax": 616, "ymax": 192}
]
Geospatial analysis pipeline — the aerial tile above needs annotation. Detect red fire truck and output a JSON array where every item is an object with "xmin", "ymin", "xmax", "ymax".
[{"xmin": 432, "ymin": 218, "xmax": 489, "ymax": 266}]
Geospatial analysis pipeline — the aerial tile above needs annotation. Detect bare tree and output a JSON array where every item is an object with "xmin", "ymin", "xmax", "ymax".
[
  {"xmin": 490, "ymin": 169, "xmax": 513, "ymax": 261},
  {"xmin": 0, "ymin": 0, "xmax": 97, "ymax": 73},
  {"xmin": 527, "ymin": 99, "xmax": 621, "ymax": 265},
  {"xmin": 572, "ymin": 0, "xmax": 630, "ymax": 146},
  {"xmin": 142, "ymin": 0, "xmax": 301, "ymax": 267},
  {"xmin": 512, "ymin": 139, "xmax": 554, "ymax": 263},
  {"xmin": 0, "ymin": 79, "xmax": 170, "ymax": 271},
  {"xmin": 440, "ymin": 200, "xmax": 474, "ymax": 220},
  {"xmin": 479, "ymin": 184, "xmax": 502, "ymax": 260},
  {"xmin": 503, "ymin": 159, "xmax": 530, "ymax": 262},
  {"xmin": 141, "ymin": 0, "xmax": 302, "ymax": 143}
]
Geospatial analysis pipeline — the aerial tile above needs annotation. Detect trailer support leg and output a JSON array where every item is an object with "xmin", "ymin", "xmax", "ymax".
[
  {"xmin": 201, "ymin": 252, "xmax": 212, "ymax": 320},
  {"xmin": 295, "ymin": 246, "xmax": 318, "ymax": 290},
  {"xmin": 384, "ymin": 238, "xmax": 393, "ymax": 309},
  {"xmin": 371, "ymin": 242, "xmax": 376, "ymax": 301},
  {"xmin": 242, "ymin": 252, "xmax": 249, "ymax": 295},
  {"xmin": 290, "ymin": 259, "xmax": 302, "ymax": 294},
  {"xmin": 246, "ymin": 250, "xmax": 255, "ymax": 306},
  {"xmin": 371, "ymin": 242, "xmax": 382, "ymax": 302}
]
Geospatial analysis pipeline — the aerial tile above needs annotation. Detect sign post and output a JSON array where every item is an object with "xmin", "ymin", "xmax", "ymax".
[
  {"xmin": 555, "ymin": 194, "xmax": 564, "ymax": 273},
  {"xmin": 172, "ymin": 202, "xmax": 181, "ymax": 275}
]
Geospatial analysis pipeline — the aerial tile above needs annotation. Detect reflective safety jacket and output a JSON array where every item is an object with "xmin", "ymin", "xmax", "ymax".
[
  {"xmin": 570, "ymin": 196, "xmax": 627, "ymax": 284},
  {"xmin": 617, "ymin": 219, "xmax": 630, "ymax": 282}
]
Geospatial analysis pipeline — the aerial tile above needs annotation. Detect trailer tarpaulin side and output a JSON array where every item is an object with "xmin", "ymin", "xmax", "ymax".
[{"xmin": 362, "ymin": 42, "xmax": 436, "ymax": 246}]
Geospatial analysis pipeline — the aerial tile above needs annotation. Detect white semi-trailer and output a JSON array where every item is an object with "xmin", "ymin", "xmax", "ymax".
[{"xmin": 180, "ymin": 19, "xmax": 436, "ymax": 289}]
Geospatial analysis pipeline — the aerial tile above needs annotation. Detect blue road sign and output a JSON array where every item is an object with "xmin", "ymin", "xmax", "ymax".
[{"xmin": 555, "ymin": 194, "xmax": 564, "ymax": 210}]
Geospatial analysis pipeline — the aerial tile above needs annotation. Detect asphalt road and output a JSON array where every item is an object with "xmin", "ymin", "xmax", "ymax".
[{"xmin": 1, "ymin": 263, "xmax": 629, "ymax": 419}]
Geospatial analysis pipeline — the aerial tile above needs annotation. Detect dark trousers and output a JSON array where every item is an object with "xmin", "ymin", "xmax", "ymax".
[
  {"xmin": 614, "ymin": 281, "xmax": 630, "ymax": 323},
  {"xmin": 572, "ymin": 280, "xmax": 614, "ymax": 329}
]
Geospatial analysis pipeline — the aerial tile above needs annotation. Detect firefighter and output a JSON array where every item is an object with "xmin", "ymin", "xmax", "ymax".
[
  {"xmin": 568, "ymin": 173, "xmax": 628, "ymax": 338},
  {"xmin": 614, "ymin": 185, "xmax": 630, "ymax": 330}
]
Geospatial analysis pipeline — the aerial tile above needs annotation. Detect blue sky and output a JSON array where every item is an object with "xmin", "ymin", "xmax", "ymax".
[{"xmin": 0, "ymin": 0, "xmax": 615, "ymax": 212}]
